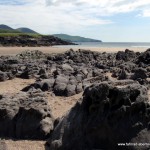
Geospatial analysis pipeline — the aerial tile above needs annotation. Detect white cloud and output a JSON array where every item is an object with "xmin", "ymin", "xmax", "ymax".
[
  {"xmin": 140, "ymin": 10, "xmax": 150, "ymax": 17},
  {"xmin": 46, "ymin": 0, "xmax": 150, "ymax": 15},
  {"xmin": 0, "ymin": 0, "xmax": 113, "ymax": 34},
  {"xmin": 0, "ymin": 0, "xmax": 150, "ymax": 35}
]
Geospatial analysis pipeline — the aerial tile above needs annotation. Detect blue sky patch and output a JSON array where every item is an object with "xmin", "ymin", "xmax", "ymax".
[{"xmin": 0, "ymin": 0, "xmax": 27, "ymax": 6}]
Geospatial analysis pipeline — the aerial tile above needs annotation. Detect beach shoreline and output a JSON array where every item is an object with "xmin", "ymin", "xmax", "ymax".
[{"xmin": 0, "ymin": 46, "xmax": 148, "ymax": 56}]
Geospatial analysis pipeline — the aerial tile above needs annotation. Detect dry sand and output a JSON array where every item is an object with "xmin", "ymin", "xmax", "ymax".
[
  {"xmin": 47, "ymin": 92, "xmax": 82, "ymax": 119},
  {"xmin": 0, "ymin": 46, "xmax": 147, "ymax": 56},
  {"xmin": 0, "ymin": 78, "xmax": 35, "ymax": 95},
  {"xmin": 0, "ymin": 140, "xmax": 46, "ymax": 150},
  {"xmin": 0, "ymin": 78, "xmax": 81, "ymax": 150}
]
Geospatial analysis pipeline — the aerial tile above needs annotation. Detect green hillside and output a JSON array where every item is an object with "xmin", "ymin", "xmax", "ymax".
[
  {"xmin": 0, "ymin": 33, "xmax": 41, "ymax": 37},
  {"xmin": 0, "ymin": 29, "xmax": 21, "ymax": 33},
  {"xmin": 16, "ymin": 27, "xmax": 37, "ymax": 33},
  {"xmin": 53, "ymin": 34, "xmax": 102, "ymax": 42},
  {"xmin": 0, "ymin": 24, "xmax": 14, "ymax": 30},
  {"xmin": 0, "ymin": 24, "xmax": 21, "ymax": 33},
  {"xmin": 0, "ymin": 24, "xmax": 38, "ymax": 34}
]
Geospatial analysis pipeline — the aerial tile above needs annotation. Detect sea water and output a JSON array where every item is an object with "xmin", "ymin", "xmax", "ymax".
[{"xmin": 53, "ymin": 42, "xmax": 150, "ymax": 48}]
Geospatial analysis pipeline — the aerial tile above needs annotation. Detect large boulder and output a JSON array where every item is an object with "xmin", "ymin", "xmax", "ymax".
[
  {"xmin": 48, "ymin": 82, "xmax": 150, "ymax": 150},
  {"xmin": 53, "ymin": 83, "xmax": 67, "ymax": 96},
  {"xmin": 53, "ymin": 75, "xmax": 69, "ymax": 96},
  {"xmin": 65, "ymin": 84, "xmax": 76, "ymax": 96},
  {"xmin": 0, "ymin": 90, "xmax": 54, "ymax": 139}
]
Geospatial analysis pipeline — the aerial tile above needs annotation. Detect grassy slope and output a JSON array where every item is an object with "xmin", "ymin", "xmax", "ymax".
[
  {"xmin": 0, "ymin": 29, "xmax": 21, "ymax": 33},
  {"xmin": 0, "ymin": 25, "xmax": 38, "ymax": 36},
  {"xmin": 53, "ymin": 34, "xmax": 102, "ymax": 42},
  {"xmin": 16, "ymin": 28, "xmax": 37, "ymax": 34},
  {"xmin": 0, "ymin": 32, "xmax": 42, "ymax": 37}
]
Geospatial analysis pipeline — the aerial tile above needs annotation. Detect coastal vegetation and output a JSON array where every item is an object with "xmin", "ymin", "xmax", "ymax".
[{"xmin": 53, "ymin": 33, "xmax": 102, "ymax": 42}]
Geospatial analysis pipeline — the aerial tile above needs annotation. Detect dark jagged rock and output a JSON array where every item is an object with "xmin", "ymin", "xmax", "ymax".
[
  {"xmin": 0, "ymin": 71, "xmax": 8, "ymax": 81},
  {"xmin": 0, "ymin": 35, "xmax": 75, "ymax": 47},
  {"xmin": 111, "ymin": 68, "xmax": 132, "ymax": 80},
  {"xmin": 0, "ymin": 90, "xmax": 54, "ymax": 139},
  {"xmin": 137, "ymin": 49, "xmax": 150, "ymax": 64},
  {"xmin": 116, "ymin": 49, "xmax": 137, "ymax": 61},
  {"xmin": 48, "ymin": 82, "xmax": 150, "ymax": 150},
  {"xmin": 22, "ymin": 78, "xmax": 55, "ymax": 92},
  {"xmin": 132, "ymin": 68, "xmax": 147, "ymax": 80},
  {"xmin": 16, "ymin": 50, "xmax": 46, "ymax": 59},
  {"xmin": 22, "ymin": 73, "xmax": 107, "ymax": 96},
  {"xmin": 0, "ymin": 49, "xmax": 150, "ymax": 96}
]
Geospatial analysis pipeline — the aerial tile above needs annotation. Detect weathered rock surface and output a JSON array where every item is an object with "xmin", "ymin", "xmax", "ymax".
[
  {"xmin": 137, "ymin": 49, "xmax": 150, "ymax": 64},
  {"xmin": 0, "ymin": 48, "xmax": 150, "ymax": 96},
  {"xmin": 0, "ymin": 71, "xmax": 8, "ymax": 81},
  {"xmin": 48, "ymin": 82, "xmax": 150, "ymax": 150},
  {"xmin": 0, "ymin": 90, "xmax": 54, "ymax": 139},
  {"xmin": 116, "ymin": 49, "xmax": 138, "ymax": 62}
]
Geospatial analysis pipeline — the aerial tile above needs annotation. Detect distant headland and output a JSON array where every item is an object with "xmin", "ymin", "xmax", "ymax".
[
  {"xmin": 0, "ymin": 24, "xmax": 75, "ymax": 46},
  {"xmin": 53, "ymin": 34, "xmax": 102, "ymax": 42}
]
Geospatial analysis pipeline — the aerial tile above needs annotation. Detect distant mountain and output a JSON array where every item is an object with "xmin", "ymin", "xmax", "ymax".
[
  {"xmin": 0, "ymin": 24, "xmax": 38, "ymax": 34},
  {"xmin": 0, "ymin": 24, "xmax": 21, "ymax": 33},
  {"xmin": 0, "ymin": 24, "xmax": 14, "ymax": 30},
  {"xmin": 16, "ymin": 27, "xmax": 37, "ymax": 34},
  {"xmin": 53, "ymin": 34, "xmax": 102, "ymax": 42}
]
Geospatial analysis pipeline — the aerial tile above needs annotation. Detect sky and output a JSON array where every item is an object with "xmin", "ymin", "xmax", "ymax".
[{"xmin": 0, "ymin": 0, "xmax": 150, "ymax": 42}]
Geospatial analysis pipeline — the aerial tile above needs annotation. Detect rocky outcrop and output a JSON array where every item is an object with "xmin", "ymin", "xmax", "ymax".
[
  {"xmin": 116, "ymin": 49, "xmax": 139, "ymax": 62},
  {"xmin": 0, "ymin": 48, "xmax": 150, "ymax": 148},
  {"xmin": 0, "ymin": 90, "xmax": 54, "ymax": 139},
  {"xmin": 137, "ymin": 49, "xmax": 150, "ymax": 65},
  {"xmin": 0, "ymin": 35, "xmax": 74, "ymax": 47},
  {"xmin": 0, "ymin": 49, "xmax": 150, "ymax": 96},
  {"xmin": 48, "ymin": 81, "xmax": 150, "ymax": 150}
]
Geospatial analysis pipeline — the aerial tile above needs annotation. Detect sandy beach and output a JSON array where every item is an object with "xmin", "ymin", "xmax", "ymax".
[
  {"xmin": 0, "ymin": 46, "xmax": 147, "ymax": 56},
  {"xmin": 1, "ymin": 0, "xmax": 150, "ymax": 148},
  {"xmin": 0, "ymin": 46, "xmax": 149, "ymax": 150}
]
